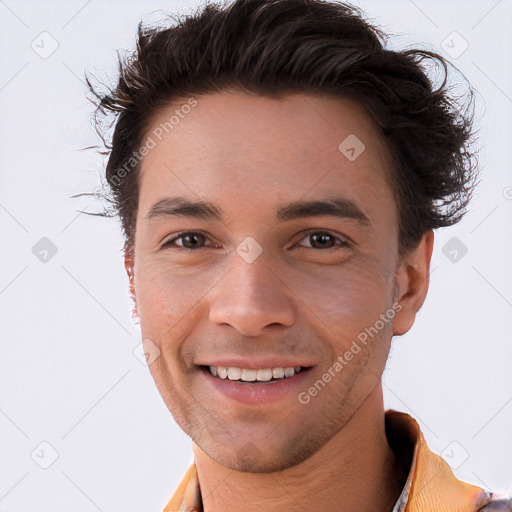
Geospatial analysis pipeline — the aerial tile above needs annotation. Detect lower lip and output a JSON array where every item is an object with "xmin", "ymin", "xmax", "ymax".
[{"xmin": 198, "ymin": 366, "xmax": 313, "ymax": 405}]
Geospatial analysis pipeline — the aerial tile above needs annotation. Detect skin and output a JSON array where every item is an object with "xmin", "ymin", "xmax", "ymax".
[{"xmin": 125, "ymin": 91, "xmax": 434, "ymax": 512}]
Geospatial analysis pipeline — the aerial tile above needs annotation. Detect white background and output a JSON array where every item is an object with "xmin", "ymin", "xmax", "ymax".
[{"xmin": 1, "ymin": 0, "xmax": 511, "ymax": 510}]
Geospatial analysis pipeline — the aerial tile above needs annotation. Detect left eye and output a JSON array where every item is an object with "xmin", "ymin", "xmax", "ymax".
[{"xmin": 296, "ymin": 230, "xmax": 351, "ymax": 250}]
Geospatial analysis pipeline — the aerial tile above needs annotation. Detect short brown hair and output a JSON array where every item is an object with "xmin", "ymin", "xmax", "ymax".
[{"xmin": 84, "ymin": 0, "xmax": 478, "ymax": 255}]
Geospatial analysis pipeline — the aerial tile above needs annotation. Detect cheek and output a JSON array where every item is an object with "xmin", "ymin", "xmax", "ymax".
[
  {"xmin": 134, "ymin": 258, "xmax": 220, "ymax": 335},
  {"xmin": 288, "ymin": 252, "xmax": 395, "ymax": 332},
  {"xmin": 134, "ymin": 249, "xmax": 395, "ymax": 348},
  {"xmin": 136, "ymin": 270, "xmax": 176, "ymax": 327}
]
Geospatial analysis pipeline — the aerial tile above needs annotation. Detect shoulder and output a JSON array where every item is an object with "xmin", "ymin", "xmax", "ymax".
[{"xmin": 479, "ymin": 493, "xmax": 512, "ymax": 511}]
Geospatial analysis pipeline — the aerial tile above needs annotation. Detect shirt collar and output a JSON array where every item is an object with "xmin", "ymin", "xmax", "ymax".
[
  {"xmin": 385, "ymin": 409, "xmax": 492, "ymax": 512},
  {"xmin": 163, "ymin": 409, "xmax": 492, "ymax": 512}
]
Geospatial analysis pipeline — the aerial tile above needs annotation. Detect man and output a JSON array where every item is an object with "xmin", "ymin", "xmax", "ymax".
[{"xmin": 87, "ymin": 0, "xmax": 510, "ymax": 510}]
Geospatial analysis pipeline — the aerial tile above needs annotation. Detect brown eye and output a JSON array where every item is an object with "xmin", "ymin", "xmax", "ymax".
[
  {"xmin": 309, "ymin": 232, "xmax": 336, "ymax": 249},
  {"xmin": 163, "ymin": 231, "xmax": 211, "ymax": 250},
  {"xmin": 180, "ymin": 232, "xmax": 206, "ymax": 249},
  {"xmin": 297, "ymin": 230, "xmax": 351, "ymax": 250}
]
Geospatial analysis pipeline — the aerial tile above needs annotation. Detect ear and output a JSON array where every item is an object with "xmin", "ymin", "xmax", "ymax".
[
  {"xmin": 124, "ymin": 244, "xmax": 139, "ymax": 320},
  {"xmin": 392, "ymin": 230, "xmax": 434, "ymax": 336}
]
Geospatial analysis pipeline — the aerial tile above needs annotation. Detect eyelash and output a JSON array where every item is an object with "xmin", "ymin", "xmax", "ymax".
[{"xmin": 161, "ymin": 230, "xmax": 352, "ymax": 251}]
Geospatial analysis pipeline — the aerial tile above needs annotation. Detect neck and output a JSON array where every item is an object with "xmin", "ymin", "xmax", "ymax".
[{"xmin": 193, "ymin": 385, "xmax": 408, "ymax": 512}]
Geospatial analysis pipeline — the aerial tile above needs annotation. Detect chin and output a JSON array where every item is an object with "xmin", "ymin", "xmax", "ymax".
[{"xmin": 200, "ymin": 433, "xmax": 323, "ymax": 474}]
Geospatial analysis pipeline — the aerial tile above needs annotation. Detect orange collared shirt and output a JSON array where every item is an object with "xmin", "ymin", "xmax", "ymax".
[{"xmin": 163, "ymin": 409, "xmax": 505, "ymax": 512}]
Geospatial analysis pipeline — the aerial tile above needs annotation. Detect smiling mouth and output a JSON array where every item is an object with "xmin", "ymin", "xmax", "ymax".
[{"xmin": 201, "ymin": 365, "xmax": 307, "ymax": 383}]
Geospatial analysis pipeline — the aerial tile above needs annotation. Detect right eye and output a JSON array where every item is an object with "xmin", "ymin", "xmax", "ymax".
[{"xmin": 161, "ymin": 231, "xmax": 221, "ymax": 251}]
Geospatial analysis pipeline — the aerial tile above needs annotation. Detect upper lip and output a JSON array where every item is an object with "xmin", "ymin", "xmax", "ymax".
[{"xmin": 197, "ymin": 358, "xmax": 315, "ymax": 369}]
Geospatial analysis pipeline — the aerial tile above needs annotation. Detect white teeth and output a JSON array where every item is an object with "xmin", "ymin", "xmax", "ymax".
[
  {"xmin": 256, "ymin": 368, "xmax": 272, "ymax": 381},
  {"xmin": 241, "ymin": 368, "xmax": 257, "ymax": 381},
  {"xmin": 227, "ymin": 367, "xmax": 241, "ymax": 380},
  {"xmin": 284, "ymin": 367, "xmax": 295, "ymax": 377},
  {"xmin": 208, "ymin": 365, "xmax": 303, "ymax": 382},
  {"xmin": 272, "ymin": 367, "xmax": 285, "ymax": 379}
]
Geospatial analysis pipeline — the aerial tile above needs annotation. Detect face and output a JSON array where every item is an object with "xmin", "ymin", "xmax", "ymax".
[{"xmin": 128, "ymin": 91, "xmax": 414, "ymax": 472}]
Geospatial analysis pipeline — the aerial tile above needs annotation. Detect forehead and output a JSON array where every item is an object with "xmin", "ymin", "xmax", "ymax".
[{"xmin": 137, "ymin": 91, "xmax": 395, "ymax": 224}]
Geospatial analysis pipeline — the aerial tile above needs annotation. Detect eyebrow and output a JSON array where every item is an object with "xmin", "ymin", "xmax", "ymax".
[{"xmin": 145, "ymin": 196, "xmax": 372, "ymax": 227}]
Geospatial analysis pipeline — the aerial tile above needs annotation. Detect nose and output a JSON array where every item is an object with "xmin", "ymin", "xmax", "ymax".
[{"xmin": 208, "ymin": 254, "xmax": 295, "ymax": 336}]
